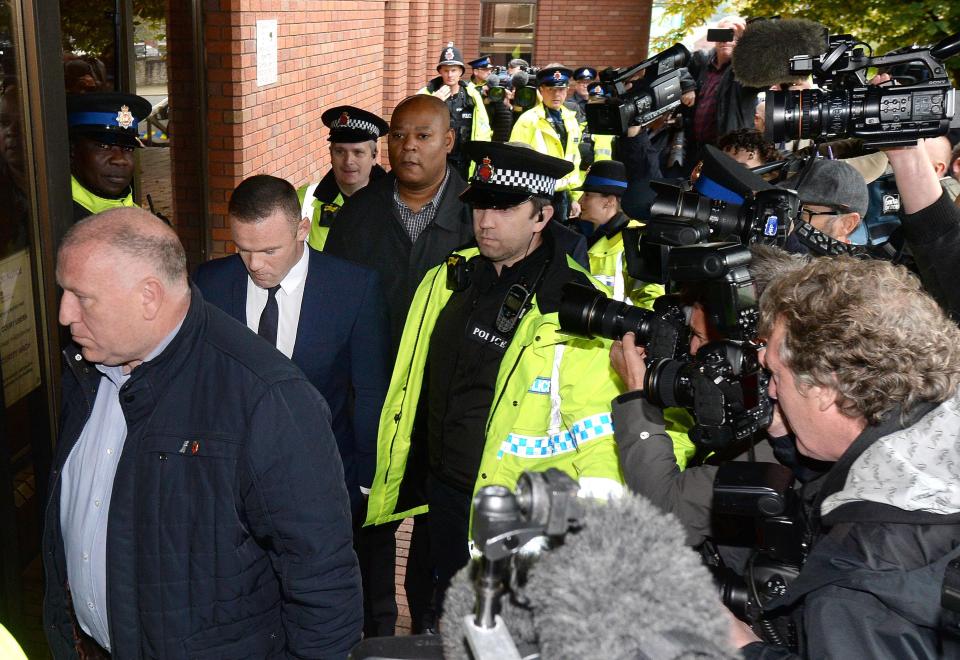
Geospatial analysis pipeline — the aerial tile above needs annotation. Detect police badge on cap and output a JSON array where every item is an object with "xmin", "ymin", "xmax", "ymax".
[
  {"xmin": 468, "ymin": 56, "xmax": 493, "ymax": 70},
  {"xmin": 67, "ymin": 92, "xmax": 152, "ymax": 148},
  {"xmin": 321, "ymin": 105, "xmax": 389, "ymax": 144},
  {"xmin": 573, "ymin": 67, "xmax": 598, "ymax": 81},
  {"xmin": 536, "ymin": 66, "xmax": 573, "ymax": 88},
  {"xmin": 437, "ymin": 41, "xmax": 465, "ymax": 70},
  {"xmin": 460, "ymin": 141, "xmax": 573, "ymax": 209}
]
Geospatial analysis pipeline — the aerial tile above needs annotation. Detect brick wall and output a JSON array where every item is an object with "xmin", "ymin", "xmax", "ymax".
[
  {"xmin": 534, "ymin": 0, "xmax": 651, "ymax": 68},
  {"xmin": 202, "ymin": 0, "xmax": 391, "ymax": 257},
  {"xmin": 180, "ymin": 0, "xmax": 652, "ymax": 259},
  {"xmin": 166, "ymin": 0, "xmax": 205, "ymax": 267}
]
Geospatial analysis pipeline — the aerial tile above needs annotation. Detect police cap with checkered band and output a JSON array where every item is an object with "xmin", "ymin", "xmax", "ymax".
[
  {"xmin": 460, "ymin": 141, "xmax": 573, "ymax": 209},
  {"xmin": 67, "ymin": 92, "xmax": 152, "ymax": 149},
  {"xmin": 321, "ymin": 105, "xmax": 389, "ymax": 144}
]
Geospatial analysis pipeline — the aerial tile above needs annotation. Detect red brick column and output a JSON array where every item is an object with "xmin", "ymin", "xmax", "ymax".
[{"xmin": 165, "ymin": 0, "xmax": 206, "ymax": 267}]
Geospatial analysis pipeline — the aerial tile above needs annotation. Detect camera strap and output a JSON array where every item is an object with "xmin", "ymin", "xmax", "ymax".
[{"xmin": 794, "ymin": 221, "xmax": 867, "ymax": 257}]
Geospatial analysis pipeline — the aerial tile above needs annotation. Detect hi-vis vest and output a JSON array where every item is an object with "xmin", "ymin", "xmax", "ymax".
[
  {"xmin": 588, "ymin": 218, "xmax": 664, "ymax": 308},
  {"xmin": 71, "ymin": 176, "xmax": 136, "ymax": 216},
  {"xmin": 365, "ymin": 248, "xmax": 625, "ymax": 526},
  {"xmin": 509, "ymin": 103, "xmax": 584, "ymax": 195},
  {"xmin": 587, "ymin": 222, "xmax": 696, "ymax": 468},
  {"xmin": 418, "ymin": 80, "xmax": 493, "ymax": 145},
  {"xmin": 297, "ymin": 182, "xmax": 343, "ymax": 251}
]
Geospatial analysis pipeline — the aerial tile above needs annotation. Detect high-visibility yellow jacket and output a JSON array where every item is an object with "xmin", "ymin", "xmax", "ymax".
[
  {"xmin": 587, "ymin": 215, "xmax": 664, "ymax": 309},
  {"xmin": 365, "ymin": 247, "xmax": 625, "ymax": 526},
  {"xmin": 509, "ymin": 103, "xmax": 584, "ymax": 194},
  {"xmin": 418, "ymin": 79, "xmax": 492, "ymax": 143},
  {"xmin": 72, "ymin": 175, "xmax": 136, "ymax": 221},
  {"xmin": 297, "ymin": 165, "xmax": 387, "ymax": 251}
]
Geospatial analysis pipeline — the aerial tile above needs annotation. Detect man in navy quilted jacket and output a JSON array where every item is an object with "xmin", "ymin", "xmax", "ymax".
[{"xmin": 44, "ymin": 207, "xmax": 361, "ymax": 659}]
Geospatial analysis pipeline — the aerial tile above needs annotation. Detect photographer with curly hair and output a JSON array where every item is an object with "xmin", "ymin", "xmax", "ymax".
[{"xmin": 731, "ymin": 255, "xmax": 960, "ymax": 658}]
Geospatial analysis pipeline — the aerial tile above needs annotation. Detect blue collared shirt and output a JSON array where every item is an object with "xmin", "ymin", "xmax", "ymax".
[{"xmin": 59, "ymin": 318, "xmax": 184, "ymax": 650}]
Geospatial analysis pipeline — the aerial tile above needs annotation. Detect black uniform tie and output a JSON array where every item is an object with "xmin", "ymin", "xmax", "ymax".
[{"xmin": 257, "ymin": 285, "xmax": 281, "ymax": 346}]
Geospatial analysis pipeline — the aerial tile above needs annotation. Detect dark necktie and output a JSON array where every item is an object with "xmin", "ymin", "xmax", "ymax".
[{"xmin": 257, "ymin": 285, "xmax": 281, "ymax": 346}]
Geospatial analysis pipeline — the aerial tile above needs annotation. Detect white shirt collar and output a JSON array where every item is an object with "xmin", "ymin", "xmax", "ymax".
[{"xmin": 271, "ymin": 241, "xmax": 310, "ymax": 296}]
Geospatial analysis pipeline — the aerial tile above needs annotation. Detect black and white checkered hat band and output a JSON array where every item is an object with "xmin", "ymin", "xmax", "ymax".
[
  {"xmin": 335, "ymin": 118, "xmax": 379, "ymax": 136},
  {"xmin": 478, "ymin": 167, "xmax": 556, "ymax": 196}
]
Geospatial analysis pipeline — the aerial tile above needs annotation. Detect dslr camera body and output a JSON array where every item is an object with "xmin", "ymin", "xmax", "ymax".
[{"xmin": 559, "ymin": 242, "xmax": 771, "ymax": 452}]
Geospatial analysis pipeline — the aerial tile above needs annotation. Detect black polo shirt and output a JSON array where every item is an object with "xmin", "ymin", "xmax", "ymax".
[{"xmin": 425, "ymin": 240, "xmax": 551, "ymax": 493}]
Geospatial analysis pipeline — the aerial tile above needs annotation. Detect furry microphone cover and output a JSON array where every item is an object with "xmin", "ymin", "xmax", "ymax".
[
  {"xmin": 733, "ymin": 18, "xmax": 828, "ymax": 89},
  {"xmin": 441, "ymin": 493, "xmax": 736, "ymax": 659}
]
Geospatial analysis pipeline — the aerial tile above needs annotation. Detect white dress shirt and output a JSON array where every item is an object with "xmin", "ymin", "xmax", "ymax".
[
  {"xmin": 60, "ymin": 318, "xmax": 184, "ymax": 650},
  {"xmin": 244, "ymin": 243, "xmax": 309, "ymax": 358}
]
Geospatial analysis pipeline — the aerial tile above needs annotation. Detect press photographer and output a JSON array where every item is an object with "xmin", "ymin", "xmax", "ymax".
[
  {"xmin": 729, "ymin": 255, "xmax": 960, "ymax": 658},
  {"xmin": 604, "ymin": 243, "xmax": 813, "ymax": 546}
]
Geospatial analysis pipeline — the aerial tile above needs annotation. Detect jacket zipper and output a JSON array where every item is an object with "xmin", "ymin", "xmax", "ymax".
[
  {"xmin": 382, "ymin": 263, "xmax": 445, "ymax": 484},
  {"xmin": 484, "ymin": 344, "xmax": 528, "ymax": 439}
]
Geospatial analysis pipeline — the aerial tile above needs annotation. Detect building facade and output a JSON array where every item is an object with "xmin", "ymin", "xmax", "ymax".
[{"xmin": 0, "ymin": 0, "xmax": 650, "ymax": 652}]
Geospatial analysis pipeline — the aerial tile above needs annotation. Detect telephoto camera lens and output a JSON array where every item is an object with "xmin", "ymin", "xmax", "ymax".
[{"xmin": 558, "ymin": 283, "xmax": 655, "ymax": 341}]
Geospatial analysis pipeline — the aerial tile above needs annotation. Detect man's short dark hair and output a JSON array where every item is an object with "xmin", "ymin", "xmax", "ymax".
[
  {"xmin": 717, "ymin": 129, "xmax": 780, "ymax": 165},
  {"xmin": 228, "ymin": 174, "xmax": 301, "ymax": 224}
]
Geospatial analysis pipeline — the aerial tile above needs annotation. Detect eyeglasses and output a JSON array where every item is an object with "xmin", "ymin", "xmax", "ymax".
[{"xmin": 799, "ymin": 207, "xmax": 845, "ymax": 224}]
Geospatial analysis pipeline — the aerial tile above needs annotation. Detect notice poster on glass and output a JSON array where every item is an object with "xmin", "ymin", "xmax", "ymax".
[{"xmin": 0, "ymin": 248, "xmax": 40, "ymax": 406}]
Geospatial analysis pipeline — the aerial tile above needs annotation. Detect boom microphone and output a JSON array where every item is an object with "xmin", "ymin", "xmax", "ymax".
[
  {"xmin": 732, "ymin": 18, "xmax": 827, "ymax": 88},
  {"xmin": 441, "ymin": 493, "xmax": 735, "ymax": 659},
  {"xmin": 510, "ymin": 70, "xmax": 530, "ymax": 90}
]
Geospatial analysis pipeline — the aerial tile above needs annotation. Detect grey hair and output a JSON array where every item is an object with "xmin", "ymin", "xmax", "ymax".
[
  {"xmin": 748, "ymin": 243, "xmax": 810, "ymax": 298},
  {"xmin": 759, "ymin": 255, "xmax": 960, "ymax": 425},
  {"xmin": 61, "ymin": 207, "xmax": 188, "ymax": 289}
]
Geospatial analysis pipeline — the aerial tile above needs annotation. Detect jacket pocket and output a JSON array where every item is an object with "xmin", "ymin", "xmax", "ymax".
[
  {"xmin": 181, "ymin": 609, "xmax": 285, "ymax": 659},
  {"xmin": 137, "ymin": 433, "xmax": 245, "ymax": 538}
]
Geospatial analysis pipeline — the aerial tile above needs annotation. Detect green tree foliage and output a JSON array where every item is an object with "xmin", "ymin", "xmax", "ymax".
[
  {"xmin": 60, "ymin": 0, "xmax": 165, "ymax": 56},
  {"xmin": 653, "ymin": 0, "xmax": 959, "ymax": 78}
]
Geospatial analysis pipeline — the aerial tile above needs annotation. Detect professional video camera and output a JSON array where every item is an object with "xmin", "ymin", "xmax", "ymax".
[
  {"xmin": 630, "ymin": 182, "xmax": 799, "ymax": 283},
  {"xmin": 586, "ymin": 43, "xmax": 689, "ymax": 135},
  {"xmin": 766, "ymin": 31, "xmax": 960, "ymax": 147},
  {"xmin": 706, "ymin": 462, "xmax": 808, "ymax": 646}
]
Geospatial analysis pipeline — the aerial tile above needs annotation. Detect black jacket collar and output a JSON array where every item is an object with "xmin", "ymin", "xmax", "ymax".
[{"xmin": 312, "ymin": 164, "xmax": 388, "ymax": 204}]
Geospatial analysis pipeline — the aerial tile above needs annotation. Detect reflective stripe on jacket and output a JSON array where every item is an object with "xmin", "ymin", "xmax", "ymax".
[{"xmin": 365, "ymin": 248, "xmax": 624, "ymax": 526}]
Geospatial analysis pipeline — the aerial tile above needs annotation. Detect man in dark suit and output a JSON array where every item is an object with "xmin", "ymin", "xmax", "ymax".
[{"xmin": 194, "ymin": 174, "xmax": 390, "ymax": 517}]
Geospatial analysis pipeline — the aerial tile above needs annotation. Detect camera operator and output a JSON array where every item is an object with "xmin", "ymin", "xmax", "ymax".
[
  {"xmin": 609, "ymin": 244, "xmax": 813, "ymax": 547},
  {"xmin": 885, "ymin": 142, "xmax": 960, "ymax": 320},
  {"xmin": 778, "ymin": 158, "xmax": 867, "ymax": 246},
  {"xmin": 727, "ymin": 255, "xmax": 960, "ymax": 658},
  {"xmin": 575, "ymin": 159, "xmax": 664, "ymax": 307},
  {"xmin": 686, "ymin": 17, "xmax": 760, "ymax": 156}
]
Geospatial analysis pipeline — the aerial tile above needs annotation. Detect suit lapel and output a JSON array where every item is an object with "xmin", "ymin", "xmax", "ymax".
[
  {"xmin": 230, "ymin": 256, "xmax": 249, "ymax": 324},
  {"xmin": 291, "ymin": 248, "xmax": 324, "ymax": 362}
]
